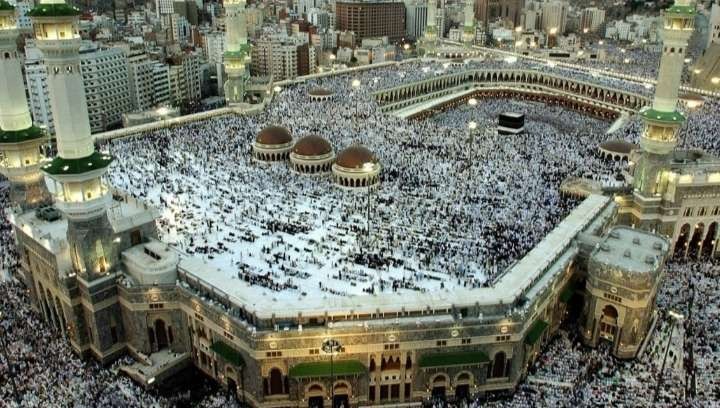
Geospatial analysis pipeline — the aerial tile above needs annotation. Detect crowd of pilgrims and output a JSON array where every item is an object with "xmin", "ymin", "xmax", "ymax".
[
  {"xmin": 3, "ymin": 185, "xmax": 720, "ymax": 406},
  {"xmin": 100, "ymin": 60, "xmax": 653, "ymax": 298},
  {"xmin": 1, "ymin": 54, "xmax": 720, "ymax": 405},
  {"xmin": 0, "ymin": 190, "xmax": 244, "ymax": 407},
  {"xmin": 440, "ymin": 260, "xmax": 719, "ymax": 408}
]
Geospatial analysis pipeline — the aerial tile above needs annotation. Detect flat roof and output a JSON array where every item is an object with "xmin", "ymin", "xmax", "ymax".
[
  {"xmin": 179, "ymin": 195, "xmax": 611, "ymax": 318},
  {"xmin": 591, "ymin": 226, "xmax": 667, "ymax": 274}
]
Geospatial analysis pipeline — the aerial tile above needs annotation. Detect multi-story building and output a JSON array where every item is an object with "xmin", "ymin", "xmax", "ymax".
[
  {"xmin": 541, "ymin": 1, "xmax": 567, "ymax": 34},
  {"xmin": 204, "ymin": 31, "xmax": 226, "ymax": 66},
  {"xmin": 404, "ymin": 0, "xmax": 427, "ymax": 40},
  {"xmin": 127, "ymin": 10, "xmax": 146, "ymax": 30},
  {"xmin": 251, "ymin": 35, "xmax": 317, "ymax": 81},
  {"xmin": 167, "ymin": 53, "xmax": 202, "ymax": 106},
  {"xmin": 308, "ymin": 7, "xmax": 331, "ymax": 30},
  {"xmin": 80, "ymin": 45, "xmax": 133, "ymax": 132},
  {"xmin": 246, "ymin": 7, "xmax": 264, "ymax": 36},
  {"xmin": 475, "ymin": 0, "xmax": 523, "ymax": 27},
  {"xmin": 152, "ymin": 62, "xmax": 172, "ymax": 106},
  {"xmin": 335, "ymin": 0, "xmax": 405, "ymax": 44},
  {"xmin": 156, "ymin": 0, "xmax": 173, "ymax": 18},
  {"xmin": 24, "ymin": 43, "xmax": 133, "ymax": 133},
  {"xmin": 708, "ymin": 2, "xmax": 720, "ymax": 49},
  {"xmin": 127, "ymin": 50, "xmax": 156, "ymax": 112},
  {"xmin": 580, "ymin": 7, "xmax": 605, "ymax": 33},
  {"xmin": 24, "ymin": 57, "xmax": 53, "ymax": 134},
  {"xmin": 522, "ymin": 8, "xmax": 539, "ymax": 30}
]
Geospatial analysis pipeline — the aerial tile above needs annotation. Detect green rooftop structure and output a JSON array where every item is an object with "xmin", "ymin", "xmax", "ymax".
[
  {"xmin": 27, "ymin": 2, "xmax": 81, "ymax": 17},
  {"xmin": 418, "ymin": 351, "xmax": 490, "ymax": 368},
  {"xmin": 289, "ymin": 360, "xmax": 366, "ymax": 378},
  {"xmin": 211, "ymin": 341, "xmax": 245, "ymax": 367}
]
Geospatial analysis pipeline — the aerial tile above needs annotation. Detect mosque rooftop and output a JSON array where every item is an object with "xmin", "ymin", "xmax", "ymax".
[{"xmin": 590, "ymin": 226, "xmax": 667, "ymax": 275}]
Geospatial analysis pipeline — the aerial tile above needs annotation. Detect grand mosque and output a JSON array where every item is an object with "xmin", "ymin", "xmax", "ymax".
[{"xmin": 0, "ymin": 0, "xmax": 718, "ymax": 407}]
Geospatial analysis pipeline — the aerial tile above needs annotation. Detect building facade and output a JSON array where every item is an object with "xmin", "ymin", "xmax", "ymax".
[
  {"xmin": 618, "ymin": 0, "xmax": 720, "ymax": 261},
  {"xmin": 0, "ymin": 2, "xmax": 694, "ymax": 408},
  {"xmin": 335, "ymin": 0, "xmax": 406, "ymax": 44},
  {"xmin": 404, "ymin": 0, "xmax": 427, "ymax": 40},
  {"xmin": 25, "ymin": 43, "xmax": 133, "ymax": 133},
  {"xmin": 475, "ymin": 0, "xmax": 523, "ymax": 27}
]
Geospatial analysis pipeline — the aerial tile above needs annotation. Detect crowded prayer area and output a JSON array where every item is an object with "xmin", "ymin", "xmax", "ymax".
[
  {"xmin": 3, "ymin": 184, "xmax": 720, "ymax": 407},
  {"xmin": 0, "ymin": 187, "xmax": 242, "ymax": 407},
  {"xmin": 98, "ymin": 66, "xmax": 641, "ymax": 303}
]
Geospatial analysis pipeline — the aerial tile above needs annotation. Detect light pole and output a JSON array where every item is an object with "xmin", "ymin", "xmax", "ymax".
[
  {"xmin": 363, "ymin": 162, "xmax": 376, "ymax": 241},
  {"xmin": 351, "ymin": 79, "xmax": 361, "ymax": 117},
  {"xmin": 322, "ymin": 338, "xmax": 342, "ymax": 408},
  {"xmin": 467, "ymin": 121, "xmax": 478, "ymax": 183}
]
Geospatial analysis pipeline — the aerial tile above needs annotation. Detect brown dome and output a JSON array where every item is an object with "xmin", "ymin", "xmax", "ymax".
[
  {"xmin": 599, "ymin": 140, "xmax": 637, "ymax": 155},
  {"xmin": 293, "ymin": 135, "xmax": 332, "ymax": 156},
  {"xmin": 336, "ymin": 145, "xmax": 377, "ymax": 169},
  {"xmin": 309, "ymin": 87, "xmax": 334, "ymax": 96},
  {"xmin": 257, "ymin": 126, "xmax": 292, "ymax": 145}
]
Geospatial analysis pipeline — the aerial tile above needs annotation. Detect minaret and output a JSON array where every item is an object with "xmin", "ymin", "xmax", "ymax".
[
  {"xmin": 462, "ymin": 0, "xmax": 476, "ymax": 44},
  {"xmin": 30, "ymin": 0, "xmax": 116, "ymax": 280},
  {"xmin": 634, "ymin": 0, "xmax": 696, "ymax": 196},
  {"xmin": 0, "ymin": 0, "xmax": 51, "ymax": 210},
  {"xmin": 223, "ymin": 0, "xmax": 251, "ymax": 105}
]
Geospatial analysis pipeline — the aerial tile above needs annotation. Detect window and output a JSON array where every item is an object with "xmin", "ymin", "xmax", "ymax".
[
  {"xmin": 266, "ymin": 351, "xmax": 282, "ymax": 357},
  {"xmin": 462, "ymin": 338, "xmax": 472, "ymax": 345},
  {"xmin": 436, "ymin": 340, "xmax": 447, "ymax": 347}
]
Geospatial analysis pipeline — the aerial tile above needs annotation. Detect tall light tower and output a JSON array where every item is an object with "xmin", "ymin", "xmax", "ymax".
[
  {"xmin": 0, "ymin": 0, "xmax": 51, "ymax": 210},
  {"xmin": 462, "ymin": 0, "xmax": 476, "ymax": 44},
  {"xmin": 30, "ymin": 0, "xmax": 116, "ymax": 281},
  {"xmin": 223, "ymin": 0, "xmax": 251, "ymax": 105},
  {"xmin": 633, "ymin": 0, "xmax": 696, "ymax": 198}
]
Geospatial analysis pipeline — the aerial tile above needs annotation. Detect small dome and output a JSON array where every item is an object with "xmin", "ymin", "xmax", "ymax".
[
  {"xmin": 293, "ymin": 135, "xmax": 332, "ymax": 157},
  {"xmin": 257, "ymin": 126, "xmax": 292, "ymax": 145},
  {"xmin": 336, "ymin": 145, "xmax": 377, "ymax": 169},
  {"xmin": 599, "ymin": 140, "xmax": 637, "ymax": 155}
]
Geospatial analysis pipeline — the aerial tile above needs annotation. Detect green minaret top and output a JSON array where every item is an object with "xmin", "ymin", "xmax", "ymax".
[{"xmin": 27, "ymin": 0, "xmax": 80, "ymax": 17}]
